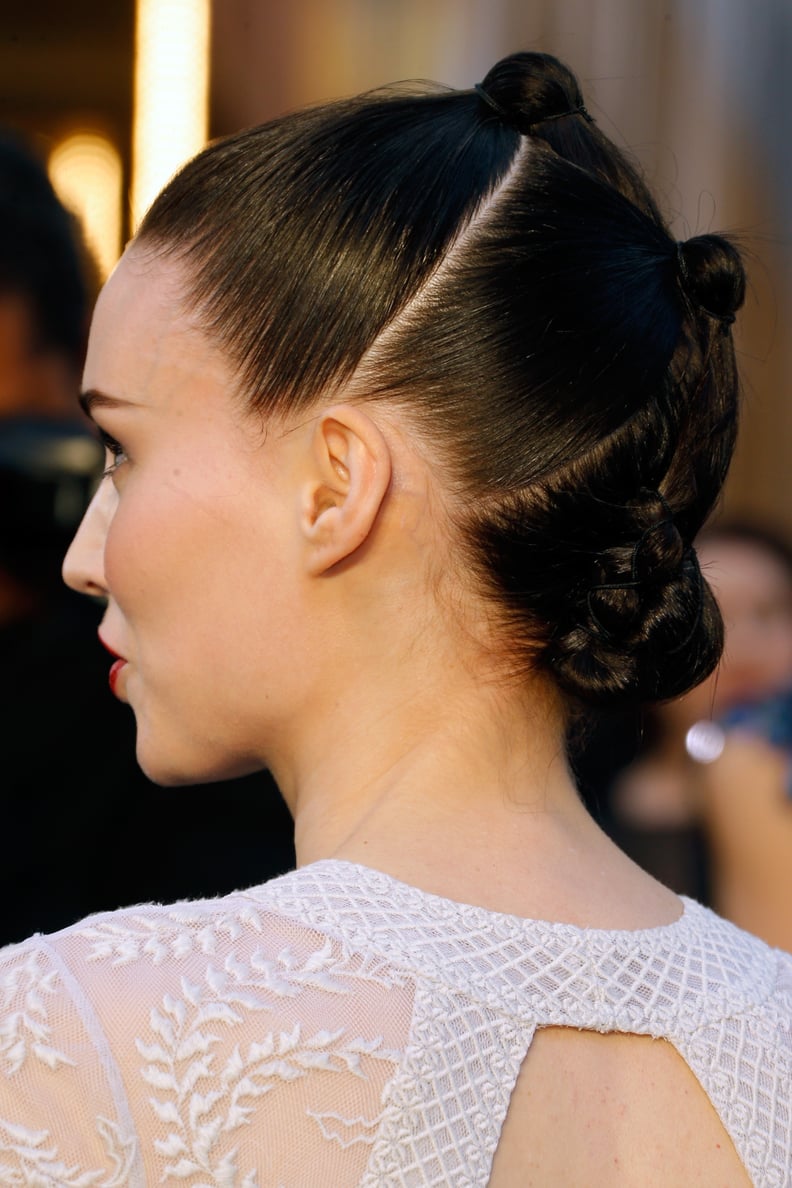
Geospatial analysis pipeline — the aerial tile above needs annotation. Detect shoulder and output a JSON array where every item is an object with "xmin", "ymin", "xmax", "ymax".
[
  {"xmin": 0, "ymin": 861, "xmax": 417, "ymax": 992},
  {"xmin": 677, "ymin": 897, "xmax": 792, "ymax": 1015},
  {"xmin": 0, "ymin": 871, "xmax": 409, "ymax": 1183},
  {"xmin": 0, "ymin": 866, "xmax": 410, "ymax": 1009}
]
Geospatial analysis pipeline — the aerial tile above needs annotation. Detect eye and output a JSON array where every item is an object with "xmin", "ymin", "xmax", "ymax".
[{"xmin": 98, "ymin": 427, "xmax": 128, "ymax": 477}]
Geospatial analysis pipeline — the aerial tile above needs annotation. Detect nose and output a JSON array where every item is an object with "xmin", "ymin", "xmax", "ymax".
[{"xmin": 62, "ymin": 477, "xmax": 116, "ymax": 598}]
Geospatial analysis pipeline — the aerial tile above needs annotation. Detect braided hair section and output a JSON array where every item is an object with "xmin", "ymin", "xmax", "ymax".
[{"xmin": 382, "ymin": 52, "xmax": 747, "ymax": 707}]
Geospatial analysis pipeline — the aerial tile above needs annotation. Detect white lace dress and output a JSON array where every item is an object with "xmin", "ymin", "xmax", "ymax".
[{"xmin": 0, "ymin": 858, "xmax": 789, "ymax": 1186}]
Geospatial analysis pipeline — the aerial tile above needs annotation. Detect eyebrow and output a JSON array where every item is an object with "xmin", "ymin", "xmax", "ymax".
[{"xmin": 79, "ymin": 389, "xmax": 132, "ymax": 419}]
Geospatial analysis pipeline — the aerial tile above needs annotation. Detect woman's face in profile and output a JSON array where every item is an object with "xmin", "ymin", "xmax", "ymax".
[
  {"xmin": 697, "ymin": 535, "xmax": 792, "ymax": 714},
  {"xmin": 62, "ymin": 248, "xmax": 314, "ymax": 786}
]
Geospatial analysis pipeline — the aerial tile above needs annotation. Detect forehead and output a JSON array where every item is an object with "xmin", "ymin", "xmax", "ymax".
[
  {"xmin": 91, "ymin": 246, "xmax": 184, "ymax": 332},
  {"xmin": 84, "ymin": 247, "xmax": 228, "ymax": 403}
]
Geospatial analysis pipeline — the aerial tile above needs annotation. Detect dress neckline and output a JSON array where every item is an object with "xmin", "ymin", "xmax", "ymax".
[{"xmin": 301, "ymin": 856, "xmax": 696, "ymax": 942}]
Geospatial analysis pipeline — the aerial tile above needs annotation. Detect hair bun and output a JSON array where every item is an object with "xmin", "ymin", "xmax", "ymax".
[
  {"xmin": 550, "ymin": 537, "xmax": 722, "ymax": 706},
  {"xmin": 477, "ymin": 51, "xmax": 588, "ymax": 129},
  {"xmin": 677, "ymin": 234, "xmax": 746, "ymax": 326}
]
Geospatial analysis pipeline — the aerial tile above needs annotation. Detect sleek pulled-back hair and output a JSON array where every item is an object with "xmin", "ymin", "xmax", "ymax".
[{"xmin": 137, "ymin": 51, "xmax": 746, "ymax": 710}]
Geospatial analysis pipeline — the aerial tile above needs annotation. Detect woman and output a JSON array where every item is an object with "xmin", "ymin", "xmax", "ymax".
[
  {"xmin": 0, "ymin": 51, "xmax": 788, "ymax": 1185},
  {"xmin": 693, "ymin": 522, "xmax": 792, "ymax": 948},
  {"xmin": 602, "ymin": 520, "xmax": 792, "ymax": 928}
]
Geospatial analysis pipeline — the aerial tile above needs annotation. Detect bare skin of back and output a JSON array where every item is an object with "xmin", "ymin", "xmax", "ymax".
[{"xmin": 488, "ymin": 1027, "xmax": 751, "ymax": 1186}]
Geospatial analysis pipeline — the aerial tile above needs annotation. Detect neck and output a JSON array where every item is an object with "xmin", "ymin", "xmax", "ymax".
[
  {"xmin": 271, "ymin": 641, "xmax": 680, "ymax": 926},
  {"xmin": 295, "ymin": 675, "xmax": 572, "ymax": 856},
  {"xmin": 261, "ymin": 466, "xmax": 680, "ymax": 927},
  {"xmin": 271, "ymin": 648, "xmax": 631, "ymax": 916}
]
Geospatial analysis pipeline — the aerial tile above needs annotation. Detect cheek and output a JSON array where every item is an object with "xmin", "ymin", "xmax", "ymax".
[
  {"xmin": 102, "ymin": 495, "xmax": 146, "ymax": 603},
  {"xmin": 102, "ymin": 484, "xmax": 191, "ymax": 613},
  {"xmin": 103, "ymin": 479, "xmax": 279, "ymax": 631}
]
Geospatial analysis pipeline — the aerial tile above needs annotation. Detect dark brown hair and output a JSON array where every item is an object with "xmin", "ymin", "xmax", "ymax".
[{"xmin": 136, "ymin": 51, "xmax": 747, "ymax": 709}]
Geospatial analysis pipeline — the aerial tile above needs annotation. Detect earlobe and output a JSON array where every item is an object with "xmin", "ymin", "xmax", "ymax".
[{"xmin": 303, "ymin": 404, "xmax": 392, "ymax": 575}]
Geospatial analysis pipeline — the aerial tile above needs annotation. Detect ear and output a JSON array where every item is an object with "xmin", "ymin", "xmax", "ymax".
[{"xmin": 301, "ymin": 404, "xmax": 392, "ymax": 575}]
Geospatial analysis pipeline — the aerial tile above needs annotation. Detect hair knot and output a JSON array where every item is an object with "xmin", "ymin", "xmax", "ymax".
[
  {"xmin": 676, "ymin": 236, "xmax": 745, "ymax": 332},
  {"xmin": 584, "ymin": 492, "xmax": 689, "ymax": 643},
  {"xmin": 474, "ymin": 81, "xmax": 593, "ymax": 133}
]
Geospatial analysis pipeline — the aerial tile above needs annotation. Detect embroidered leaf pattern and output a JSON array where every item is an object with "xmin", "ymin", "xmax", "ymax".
[
  {"xmin": 0, "ymin": 1115, "xmax": 135, "ymax": 1186},
  {"xmin": 79, "ymin": 907, "xmax": 261, "ymax": 966},
  {"xmin": 0, "ymin": 951, "xmax": 73, "ymax": 1076},
  {"xmin": 137, "ymin": 943, "xmax": 401, "ymax": 1185},
  {"xmin": 306, "ymin": 1108, "xmax": 386, "ymax": 1148},
  {"xmin": 81, "ymin": 910, "xmax": 406, "ymax": 992},
  {"xmin": 1, "ymin": 862, "xmax": 787, "ymax": 1185}
]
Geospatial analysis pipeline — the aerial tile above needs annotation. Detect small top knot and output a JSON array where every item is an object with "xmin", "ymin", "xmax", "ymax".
[
  {"xmin": 474, "ymin": 81, "xmax": 593, "ymax": 133},
  {"xmin": 675, "ymin": 235, "xmax": 745, "ymax": 332},
  {"xmin": 473, "ymin": 52, "xmax": 596, "ymax": 137}
]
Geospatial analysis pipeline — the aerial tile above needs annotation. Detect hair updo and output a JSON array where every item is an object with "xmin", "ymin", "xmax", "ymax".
[{"xmin": 136, "ymin": 50, "xmax": 746, "ymax": 710}]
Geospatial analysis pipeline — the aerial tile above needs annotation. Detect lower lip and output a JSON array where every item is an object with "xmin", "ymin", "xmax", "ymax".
[{"xmin": 108, "ymin": 658, "xmax": 128, "ymax": 697}]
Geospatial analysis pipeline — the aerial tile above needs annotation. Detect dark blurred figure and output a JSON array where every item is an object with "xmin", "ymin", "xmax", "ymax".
[
  {"xmin": 691, "ymin": 525, "xmax": 792, "ymax": 949},
  {"xmin": 0, "ymin": 129, "xmax": 294, "ymax": 945},
  {"xmin": 573, "ymin": 518, "xmax": 792, "ymax": 915}
]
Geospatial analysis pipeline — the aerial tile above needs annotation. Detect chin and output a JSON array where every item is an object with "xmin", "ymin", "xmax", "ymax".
[
  {"xmin": 135, "ymin": 739, "xmax": 262, "ymax": 787},
  {"xmin": 135, "ymin": 756, "xmax": 198, "ymax": 787}
]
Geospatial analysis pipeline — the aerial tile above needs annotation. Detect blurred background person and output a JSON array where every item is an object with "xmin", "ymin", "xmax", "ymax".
[
  {"xmin": 580, "ymin": 520, "xmax": 792, "ymax": 948},
  {"xmin": 692, "ymin": 525, "xmax": 792, "ymax": 950},
  {"xmin": 0, "ymin": 127, "xmax": 294, "ymax": 945},
  {"xmin": 0, "ymin": 128, "xmax": 93, "ymax": 426}
]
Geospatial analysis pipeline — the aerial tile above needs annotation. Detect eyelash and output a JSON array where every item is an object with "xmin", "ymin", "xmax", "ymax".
[{"xmin": 98, "ymin": 428, "xmax": 128, "ymax": 477}]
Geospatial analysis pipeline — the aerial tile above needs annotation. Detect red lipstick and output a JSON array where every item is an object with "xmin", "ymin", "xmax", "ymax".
[
  {"xmin": 108, "ymin": 658, "xmax": 127, "ymax": 696},
  {"xmin": 99, "ymin": 635, "xmax": 128, "ymax": 697}
]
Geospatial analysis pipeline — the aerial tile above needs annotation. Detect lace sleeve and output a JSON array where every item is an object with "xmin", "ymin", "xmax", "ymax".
[
  {"xmin": 0, "ymin": 901, "xmax": 413, "ymax": 1186},
  {"xmin": 0, "ymin": 936, "xmax": 138, "ymax": 1182}
]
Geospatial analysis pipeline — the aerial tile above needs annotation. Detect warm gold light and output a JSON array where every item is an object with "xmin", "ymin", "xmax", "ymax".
[
  {"xmin": 48, "ymin": 133, "xmax": 123, "ymax": 282},
  {"xmin": 131, "ymin": 0, "xmax": 211, "ymax": 230}
]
